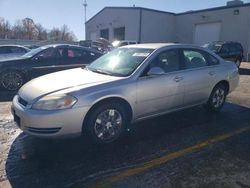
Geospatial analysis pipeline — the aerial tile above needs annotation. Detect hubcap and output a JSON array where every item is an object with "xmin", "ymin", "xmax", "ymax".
[
  {"xmin": 94, "ymin": 109, "xmax": 122, "ymax": 141},
  {"xmin": 1, "ymin": 72, "xmax": 23, "ymax": 91},
  {"xmin": 212, "ymin": 88, "xmax": 225, "ymax": 108}
]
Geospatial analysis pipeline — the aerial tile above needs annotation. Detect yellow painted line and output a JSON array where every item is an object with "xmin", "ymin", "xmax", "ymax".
[{"xmin": 86, "ymin": 126, "xmax": 250, "ymax": 188}]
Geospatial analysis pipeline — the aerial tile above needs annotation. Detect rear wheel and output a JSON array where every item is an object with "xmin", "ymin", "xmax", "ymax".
[
  {"xmin": 205, "ymin": 84, "xmax": 227, "ymax": 113},
  {"xmin": 1, "ymin": 70, "xmax": 24, "ymax": 91},
  {"xmin": 85, "ymin": 102, "xmax": 129, "ymax": 144}
]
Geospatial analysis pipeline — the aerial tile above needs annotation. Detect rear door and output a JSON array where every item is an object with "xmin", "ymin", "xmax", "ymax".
[{"xmin": 181, "ymin": 49, "xmax": 215, "ymax": 106}]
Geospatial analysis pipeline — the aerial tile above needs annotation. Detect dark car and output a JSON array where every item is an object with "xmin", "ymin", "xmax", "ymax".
[
  {"xmin": 204, "ymin": 41, "xmax": 243, "ymax": 68},
  {"xmin": 0, "ymin": 45, "xmax": 30, "ymax": 59},
  {"xmin": 0, "ymin": 44, "xmax": 102, "ymax": 91}
]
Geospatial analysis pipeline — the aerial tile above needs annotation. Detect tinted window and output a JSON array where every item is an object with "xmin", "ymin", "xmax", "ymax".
[
  {"xmin": 235, "ymin": 43, "xmax": 243, "ymax": 51},
  {"xmin": 68, "ymin": 48, "xmax": 99, "ymax": 63},
  {"xmin": 220, "ymin": 44, "xmax": 229, "ymax": 53},
  {"xmin": 149, "ymin": 50, "xmax": 180, "ymax": 73},
  {"xmin": 183, "ymin": 50, "xmax": 208, "ymax": 69},
  {"xmin": 11, "ymin": 47, "xmax": 27, "ymax": 53},
  {"xmin": 38, "ymin": 48, "xmax": 57, "ymax": 59},
  {"xmin": 229, "ymin": 43, "xmax": 237, "ymax": 52},
  {"xmin": 0, "ymin": 47, "xmax": 11, "ymax": 54},
  {"xmin": 68, "ymin": 48, "xmax": 83, "ymax": 58}
]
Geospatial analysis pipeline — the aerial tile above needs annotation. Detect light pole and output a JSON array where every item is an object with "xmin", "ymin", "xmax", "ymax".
[{"xmin": 83, "ymin": 0, "xmax": 87, "ymax": 23}]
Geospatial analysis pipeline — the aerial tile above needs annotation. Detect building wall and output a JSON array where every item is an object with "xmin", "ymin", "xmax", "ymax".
[
  {"xmin": 85, "ymin": 8, "xmax": 141, "ymax": 42},
  {"xmin": 140, "ymin": 10, "xmax": 175, "ymax": 43},
  {"xmin": 176, "ymin": 6, "xmax": 250, "ymax": 58},
  {"xmin": 86, "ymin": 6, "xmax": 250, "ymax": 59}
]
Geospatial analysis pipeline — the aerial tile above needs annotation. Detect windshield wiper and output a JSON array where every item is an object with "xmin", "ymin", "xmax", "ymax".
[{"xmin": 89, "ymin": 68, "xmax": 113, "ymax": 76}]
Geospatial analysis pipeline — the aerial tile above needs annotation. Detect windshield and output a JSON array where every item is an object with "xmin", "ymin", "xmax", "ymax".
[
  {"xmin": 22, "ymin": 46, "xmax": 49, "ymax": 58},
  {"xmin": 204, "ymin": 43, "xmax": 222, "ymax": 52},
  {"xmin": 87, "ymin": 48, "xmax": 154, "ymax": 77}
]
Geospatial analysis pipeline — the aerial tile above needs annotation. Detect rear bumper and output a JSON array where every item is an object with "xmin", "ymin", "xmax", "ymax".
[{"xmin": 12, "ymin": 95, "xmax": 90, "ymax": 138}]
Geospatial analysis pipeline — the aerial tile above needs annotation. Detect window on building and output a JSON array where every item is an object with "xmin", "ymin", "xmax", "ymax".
[
  {"xmin": 114, "ymin": 27, "xmax": 125, "ymax": 40},
  {"xmin": 100, "ymin": 29, "xmax": 109, "ymax": 40}
]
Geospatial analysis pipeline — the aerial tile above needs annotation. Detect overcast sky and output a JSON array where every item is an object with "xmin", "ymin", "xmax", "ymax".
[{"xmin": 1, "ymin": 0, "xmax": 250, "ymax": 40}]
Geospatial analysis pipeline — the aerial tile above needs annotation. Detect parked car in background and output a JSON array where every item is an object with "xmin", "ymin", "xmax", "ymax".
[
  {"xmin": 0, "ymin": 45, "xmax": 30, "ymax": 60},
  {"xmin": 112, "ymin": 40, "xmax": 138, "ymax": 48},
  {"xmin": 203, "ymin": 41, "xmax": 243, "ymax": 68},
  {"xmin": 79, "ymin": 38, "xmax": 113, "ymax": 53},
  {"xmin": 0, "ymin": 44, "xmax": 102, "ymax": 91},
  {"xmin": 12, "ymin": 43, "xmax": 239, "ymax": 144}
]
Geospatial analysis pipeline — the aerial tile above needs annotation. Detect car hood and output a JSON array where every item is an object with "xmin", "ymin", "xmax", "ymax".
[
  {"xmin": 0, "ymin": 56, "xmax": 29, "ymax": 63},
  {"xmin": 18, "ymin": 68, "xmax": 123, "ymax": 103}
]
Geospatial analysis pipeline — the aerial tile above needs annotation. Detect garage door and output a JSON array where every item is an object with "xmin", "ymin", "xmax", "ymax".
[
  {"xmin": 90, "ymin": 32, "xmax": 97, "ymax": 41},
  {"xmin": 194, "ymin": 22, "xmax": 221, "ymax": 45}
]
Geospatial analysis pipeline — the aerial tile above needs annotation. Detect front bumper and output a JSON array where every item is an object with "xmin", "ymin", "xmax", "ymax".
[{"xmin": 11, "ymin": 95, "xmax": 90, "ymax": 138}]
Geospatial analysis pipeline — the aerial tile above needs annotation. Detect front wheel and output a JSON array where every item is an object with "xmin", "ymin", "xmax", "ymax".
[
  {"xmin": 85, "ymin": 102, "xmax": 129, "ymax": 144},
  {"xmin": 205, "ymin": 84, "xmax": 227, "ymax": 113},
  {"xmin": 1, "ymin": 70, "xmax": 24, "ymax": 91}
]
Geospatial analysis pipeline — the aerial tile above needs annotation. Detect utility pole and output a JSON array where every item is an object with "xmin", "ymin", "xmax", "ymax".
[{"xmin": 83, "ymin": 0, "xmax": 87, "ymax": 23}]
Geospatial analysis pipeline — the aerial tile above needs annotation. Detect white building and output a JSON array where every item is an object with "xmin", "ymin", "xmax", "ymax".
[{"xmin": 86, "ymin": 1, "xmax": 250, "ymax": 59}]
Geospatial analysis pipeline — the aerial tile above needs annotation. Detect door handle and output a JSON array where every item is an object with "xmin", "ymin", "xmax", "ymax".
[
  {"xmin": 208, "ymin": 71, "xmax": 215, "ymax": 76},
  {"xmin": 174, "ymin": 76, "xmax": 183, "ymax": 82}
]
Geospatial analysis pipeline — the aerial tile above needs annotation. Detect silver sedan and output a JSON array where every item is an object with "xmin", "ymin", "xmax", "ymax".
[{"xmin": 12, "ymin": 43, "xmax": 239, "ymax": 143}]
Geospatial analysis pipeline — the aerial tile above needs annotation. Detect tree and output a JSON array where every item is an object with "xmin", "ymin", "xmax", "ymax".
[
  {"xmin": 22, "ymin": 18, "xmax": 38, "ymax": 40},
  {"xmin": 35, "ymin": 23, "xmax": 47, "ymax": 40},
  {"xmin": 0, "ymin": 17, "xmax": 77, "ymax": 41},
  {"xmin": 0, "ymin": 17, "xmax": 11, "ymax": 39}
]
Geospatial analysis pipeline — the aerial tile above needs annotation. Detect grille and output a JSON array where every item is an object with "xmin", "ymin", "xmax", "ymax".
[{"xmin": 26, "ymin": 127, "xmax": 61, "ymax": 134}]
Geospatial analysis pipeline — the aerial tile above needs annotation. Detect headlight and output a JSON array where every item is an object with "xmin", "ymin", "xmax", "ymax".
[{"xmin": 32, "ymin": 94, "xmax": 77, "ymax": 110}]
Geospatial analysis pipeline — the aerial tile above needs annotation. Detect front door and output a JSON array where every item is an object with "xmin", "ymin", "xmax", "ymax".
[{"xmin": 136, "ymin": 49, "xmax": 185, "ymax": 119}]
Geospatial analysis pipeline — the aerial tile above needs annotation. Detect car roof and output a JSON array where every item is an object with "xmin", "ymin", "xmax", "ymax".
[
  {"xmin": 0, "ymin": 44, "xmax": 29, "ymax": 48},
  {"xmin": 121, "ymin": 43, "xmax": 204, "ymax": 50},
  {"xmin": 40, "ymin": 44, "xmax": 103, "ymax": 54},
  {"xmin": 210, "ymin": 41, "xmax": 242, "ymax": 45}
]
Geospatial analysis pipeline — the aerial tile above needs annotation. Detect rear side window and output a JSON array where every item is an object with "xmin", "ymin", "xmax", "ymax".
[
  {"xmin": 68, "ymin": 48, "xmax": 83, "ymax": 58},
  {"xmin": 183, "ymin": 50, "xmax": 208, "ymax": 69},
  {"xmin": 208, "ymin": 54, "xmax": 219, "ymax": 65},
  {"xmin": 68, "ymin": 48, "xmax": 97, "ymax": 63},
  {"xmin": 235, "ymin": 43, "xmax": 243, "ymax": 51}
]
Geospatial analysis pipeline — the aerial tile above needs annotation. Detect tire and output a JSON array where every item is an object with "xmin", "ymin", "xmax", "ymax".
[
  {"xmin": 205, "ymin": 84, "xmax": 227, "ymax": 113},
  {"xmin": 85, "ymin": 102, "xmax": 129, "ymax": 144},
  {"xmin": 1, "ymin": 70, "xmax": 24, "ymax": 91}
]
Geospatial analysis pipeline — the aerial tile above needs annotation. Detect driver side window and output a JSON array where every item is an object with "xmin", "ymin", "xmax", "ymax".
[
  {"xmin": 37, "ymin": 48, "xmax": 62, "ymax": 59},
  {"xmin": 147, "ymin": 50, "xmax": 180, "ymax": 74}
]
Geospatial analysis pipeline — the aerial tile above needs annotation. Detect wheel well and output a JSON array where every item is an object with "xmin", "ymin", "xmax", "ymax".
[
  {"xmin": 1, "ymin": 69, "xmax": 26, "ymax": 80},
  {"xmin": 216, "ymin": 80, "xmax": 229, "ymax": 94},
  {"xmin": 82, "ymin": 97, "xmax": 133, "ymax": 131}
]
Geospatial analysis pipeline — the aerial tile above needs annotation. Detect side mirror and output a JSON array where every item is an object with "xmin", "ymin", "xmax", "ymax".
[{"xmin": 147, "ymin": 67, "xmax": 165, "ymax": 76}]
